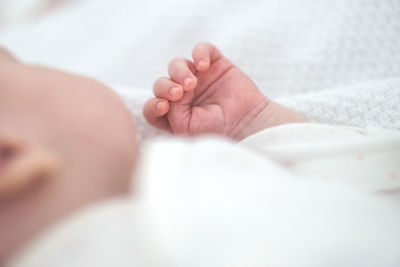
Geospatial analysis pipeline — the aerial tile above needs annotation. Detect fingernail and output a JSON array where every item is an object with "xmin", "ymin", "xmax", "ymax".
[
  {"xmin": 183, "ymin": 77, "xmax": 195, "ymax": 90},
  {"xmin": 197, "ymin": 60, "xmax": 207, "ymax": 69},
  {"xmin": 169, "ymin": 86, "xmax": 180, "ymax": 97},
  {"xmin": 156, "ymin": 101, "xmax": 165, "ymax": 111}
]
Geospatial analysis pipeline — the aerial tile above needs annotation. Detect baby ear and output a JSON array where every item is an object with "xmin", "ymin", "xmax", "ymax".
[{"xmin": 0, "ymin": 138, "xmax": 61, "ymax": 199}]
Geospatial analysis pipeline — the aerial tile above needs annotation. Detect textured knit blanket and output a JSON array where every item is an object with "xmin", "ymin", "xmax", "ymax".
[{"xmin": 0, "ymin": 0, "xmax": 399, "ymax": 141}]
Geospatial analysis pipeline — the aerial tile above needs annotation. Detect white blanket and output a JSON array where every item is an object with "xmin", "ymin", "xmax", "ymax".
[
  {"xmin": 9, "ymin": 124, "xmax": 400, "ymax": 266},
  {"xmin": 0, "ymin": 0, "xmax": 399, "ymax": 136}
]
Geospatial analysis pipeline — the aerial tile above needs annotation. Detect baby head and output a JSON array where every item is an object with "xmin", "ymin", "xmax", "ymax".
[{"xmin": 0, "ymin": 48, "xmax": 137, "ymax": 262}]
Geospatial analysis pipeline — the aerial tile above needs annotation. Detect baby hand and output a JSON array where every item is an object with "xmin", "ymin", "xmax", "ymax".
[{"xmin": 144, "ymin": 43, "xmax": 305, "ymax": 139}]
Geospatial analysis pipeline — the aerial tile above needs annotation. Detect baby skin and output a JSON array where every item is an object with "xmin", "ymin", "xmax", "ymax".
[{"xmin": 144, "ymin": 43, "xmax": 306, "ymax": 139}]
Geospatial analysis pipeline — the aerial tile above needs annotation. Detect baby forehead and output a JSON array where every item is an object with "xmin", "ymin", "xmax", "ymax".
[{"xmin": 0, "ymin": 47, "xmax": 18, "ymax": 63}]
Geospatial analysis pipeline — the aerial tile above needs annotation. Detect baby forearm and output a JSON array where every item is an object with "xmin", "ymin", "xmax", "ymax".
[{"xmin": 234, "ymin": 99, "xmax": 307, "ymax": 140}]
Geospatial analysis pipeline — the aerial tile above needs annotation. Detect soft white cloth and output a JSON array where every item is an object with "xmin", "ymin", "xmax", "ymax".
[
  {"xmin": 0, "ymin": 0, "xmax": 399, "ymax": 136},
  {"xmin": 9, "ymin": 124, "xmax": 400, "ymax": 267}
]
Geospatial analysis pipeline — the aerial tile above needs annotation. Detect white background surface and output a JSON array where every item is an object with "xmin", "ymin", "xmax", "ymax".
[{"xmin": 1, "ymin": 0, "xmax": 399, "ymax": 133}]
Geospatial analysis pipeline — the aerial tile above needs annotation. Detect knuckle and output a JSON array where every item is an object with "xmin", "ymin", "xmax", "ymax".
[
  {"xmin": 168, "ymin": 57, "xmax": 185, "ymax": 67},
  {"xmin": 194, "ymin": 42, "xmax": 213, "ymax": 51},
  {"xmin": 168, "ymin": 58, "xmax": 190, "ymax": 77},
  {"xmin": 153, "ymin": 77, "xmax": 166, "ymax": 87}
]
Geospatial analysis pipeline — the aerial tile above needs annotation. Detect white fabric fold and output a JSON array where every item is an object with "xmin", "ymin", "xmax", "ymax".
[{"xmin": 10, "ymin": 124, "xmax": 400, "ymax": 267}]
